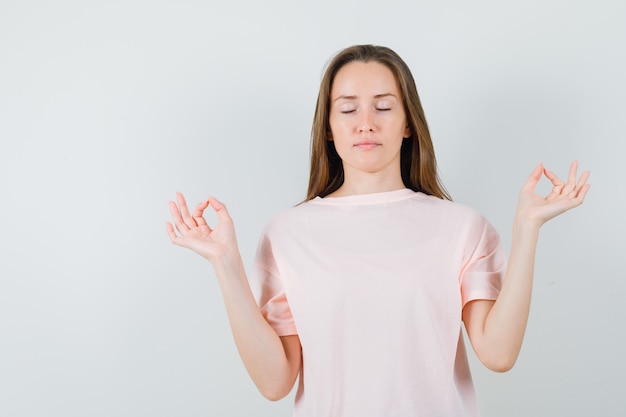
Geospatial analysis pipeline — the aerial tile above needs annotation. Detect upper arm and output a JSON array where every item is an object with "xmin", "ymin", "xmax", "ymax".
[
  {"xmin": 279, "ymin": 334, "xmax": 302, "ymax": 392},
  {"xmin": 463, "ymin": 299, "xmax": 518, "ymax": 372},
  {"xmin": 462, "ymin": 299, "xmax": 495, "ymax": 358},
  {"xmin": 260, "ymin": 334, "xmax": 301, "ymax": 401}
]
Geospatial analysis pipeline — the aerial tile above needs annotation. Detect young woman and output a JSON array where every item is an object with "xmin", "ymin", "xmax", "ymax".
[{"xmin": 166, "ymin": 45, "xmax": 589, "ymax": 416}]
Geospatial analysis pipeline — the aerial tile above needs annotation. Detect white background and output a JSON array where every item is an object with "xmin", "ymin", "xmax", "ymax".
[{"xmin": 1, "ymin": 0, "xmax": 625, "ymax": 416}]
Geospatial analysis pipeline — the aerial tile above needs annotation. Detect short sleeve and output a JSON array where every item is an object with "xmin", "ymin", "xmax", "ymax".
[
  {"xmin": 253, "ymin": 232, "xmax": 298, "ymax": 336},
  {"xmin": 459, "ymin": 217, "xmax": 506, "ymax": 307}
]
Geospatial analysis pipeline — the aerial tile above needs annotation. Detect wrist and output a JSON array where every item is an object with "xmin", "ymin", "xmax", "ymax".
[
  {"xmin": 512, "ymin": 214, "xmax": 541, "ymax": 240},
  {"xmin": 211, "ymin": 250, "xmax": 245, "ymax": 277}
]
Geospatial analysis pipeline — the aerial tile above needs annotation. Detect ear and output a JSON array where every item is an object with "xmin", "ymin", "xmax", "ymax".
[{"xmin": 404, "ymin": 123, "xmax": 411, "ymax": 138}]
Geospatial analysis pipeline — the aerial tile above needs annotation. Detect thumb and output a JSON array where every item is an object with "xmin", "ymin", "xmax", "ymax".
[
  {"xmin": 208, "ymin": 197, "xmax": 233, "ymax": 224},
  {"xmin": 522, "ymin": 163, "xmax": 543, "ymax": 193}
]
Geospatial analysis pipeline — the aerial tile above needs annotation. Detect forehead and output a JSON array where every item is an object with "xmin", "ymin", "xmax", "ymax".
[{"xmin": 331, "ymin": 61, "xmax": 400, "ymax": 98}]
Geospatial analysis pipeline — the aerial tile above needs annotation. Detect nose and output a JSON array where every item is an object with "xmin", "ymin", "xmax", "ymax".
[{"xmin": 358, "ymin": 109, "xmax": 375, "ymax": 133}]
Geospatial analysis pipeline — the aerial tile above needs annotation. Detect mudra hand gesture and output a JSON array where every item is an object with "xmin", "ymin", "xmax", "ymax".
[
  {"xmin": 165, "ymin": 192, "xmax": 238, "ymax": 264},
  {"xmin": 517, "ymin": 161, "xmax": 590, "ymax": 227}
]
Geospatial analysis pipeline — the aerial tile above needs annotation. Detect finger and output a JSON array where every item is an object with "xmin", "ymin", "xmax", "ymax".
[
  {"xmin": 562, "ymin": 161, "xmax": 579, "ymax": 194},
  {"xmin": 563, "ymin": 183, "xmax": 591, "ymax": 210},
  {"xmin": 522, "ymin": 163, "xmax": 544, "ymax": 193},
  {"xmin": 566, "ymin": 160, "xmax": 579, "ymax": 187},
  {"xmin": 165, "ymin": 222, "xmax": 182, "ymax": 244},
  {"xmin": 208, "ymin": 197, "xmax": 233, "ymax": 224},
  {"xmin": 575, "ymin": 183, "xmax": 591, "ymax": 203},
  {"xmin": 543, "ymin": 167, "xmax": 568, "ymax": 198},
  {"xmin": 543, "ymin": 167, "xmax": 564, "ymax": 188},
  {"xmin": 576, "ymin": 170, "xmax": 590, "ymax": 190},
  {"xmin": 192, "ymin": 199, "xmax": 210, "ymax": 217},
  {"xmin": 169, "ymin": 200, "xmax": 190, "ymax": 233},
  {"xmin": 192, "ymin": 200, "xmax": 212, "ymax": 232},
  {"xmin": 176, "ymin": 192, "xmax": 197, "ymax": 228}
]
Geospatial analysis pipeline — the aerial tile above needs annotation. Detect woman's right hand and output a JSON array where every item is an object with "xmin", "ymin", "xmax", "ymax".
[
  {"xmin": 166, "ymin": 193, "xmax": 301, "ymax": 399},
  {"xmin": 165, "ymin": 192, "xmax": 238, "ymax": 263}
]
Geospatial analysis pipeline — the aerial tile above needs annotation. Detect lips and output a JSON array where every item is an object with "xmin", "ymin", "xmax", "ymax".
[{"xmin": 354, "ymin": 140, "xmax": 380, "ymax": 150}]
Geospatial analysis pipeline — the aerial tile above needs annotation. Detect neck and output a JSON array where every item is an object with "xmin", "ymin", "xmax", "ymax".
[{"xmin": 328, "ymin": 171, "xmax": 406, "ymax": 197}]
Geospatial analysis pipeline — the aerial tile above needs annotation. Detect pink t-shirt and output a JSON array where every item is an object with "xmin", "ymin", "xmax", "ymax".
[{"xmin": 253, "ymin": 189, "xmax": 505, "ymax": 417}]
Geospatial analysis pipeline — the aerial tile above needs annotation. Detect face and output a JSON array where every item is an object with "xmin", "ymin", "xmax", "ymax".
[{"xmin": 329, "ymin": 61, "xmax": 410, "ymax": 182}]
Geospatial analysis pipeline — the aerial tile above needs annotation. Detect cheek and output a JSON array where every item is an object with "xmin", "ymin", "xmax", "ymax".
[
  {"xmin": 394, "ymin": 118, "xmax": 410, "ymax": 137},
  {"xmin": 329, "ymin": 118, "xmax": 352, "ymax": 139}
]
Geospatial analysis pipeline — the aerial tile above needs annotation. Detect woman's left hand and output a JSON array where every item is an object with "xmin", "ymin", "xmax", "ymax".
[{"xmin": 516, "ymin": 161, "xmax": 590, "ymax": 228}]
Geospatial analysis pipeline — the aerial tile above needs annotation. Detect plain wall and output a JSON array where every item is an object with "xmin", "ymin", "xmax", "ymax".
[{"xmin": 1, "ymin": 0, "xmax": 624, "ymax": 416}]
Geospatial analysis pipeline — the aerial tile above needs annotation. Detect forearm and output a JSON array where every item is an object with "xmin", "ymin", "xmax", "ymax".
[
  {"xmin": 465, "ymin": 161, "xmax": 589, "ymax": 372},
  {"xmin": 474, "ymin": 217, "xmax": 541, "ymax": 371},
  {"xmin": 166, "ymin": 194, "xmax": 300, "ymax": 398},
  {"xmin": 213, "ymin": 252, "xmax": 299, "ymax": 400}
]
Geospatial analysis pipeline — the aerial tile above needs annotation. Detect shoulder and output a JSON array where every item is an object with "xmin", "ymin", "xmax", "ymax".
[
  {"xmin": 416, "ymin": 193, "xmax": 499, "ymax": 241},
  {"xmin": 260, "ymin": 201, "xmax": 316, "ymax": 237},
  {"xmin": 413, "ymin": 192, "xmax": 486, "ymax": 223}
]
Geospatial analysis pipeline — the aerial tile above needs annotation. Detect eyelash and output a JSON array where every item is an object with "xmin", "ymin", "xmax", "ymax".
[{"xmin": 340, "ymin": 107, "xmax": 391, "ymax": 114}]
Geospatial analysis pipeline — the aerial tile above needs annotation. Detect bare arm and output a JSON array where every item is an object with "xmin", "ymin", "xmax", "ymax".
[
  {"xmin": 463, "ymin": 161, "xmax": 590, "ymax": 372},
  {"xmin": 166, "ymin": 193, "xmax": 301, "ymax": 400}
]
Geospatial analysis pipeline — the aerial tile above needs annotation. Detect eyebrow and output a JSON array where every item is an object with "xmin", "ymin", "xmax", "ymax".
[{"xmin": 333, "ymin": 93, "xmax": 398, "ymax": 102}]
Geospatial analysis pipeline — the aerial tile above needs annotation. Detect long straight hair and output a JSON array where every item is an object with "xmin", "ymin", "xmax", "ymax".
[{"xmin": 305, "ymin": 44, "xmax": 451, "ymax": 201}]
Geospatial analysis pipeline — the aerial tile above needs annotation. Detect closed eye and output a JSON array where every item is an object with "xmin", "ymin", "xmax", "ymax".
[{"xmin": 375, "ymin": 101, "xmax": 393, "ymax": 111}]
